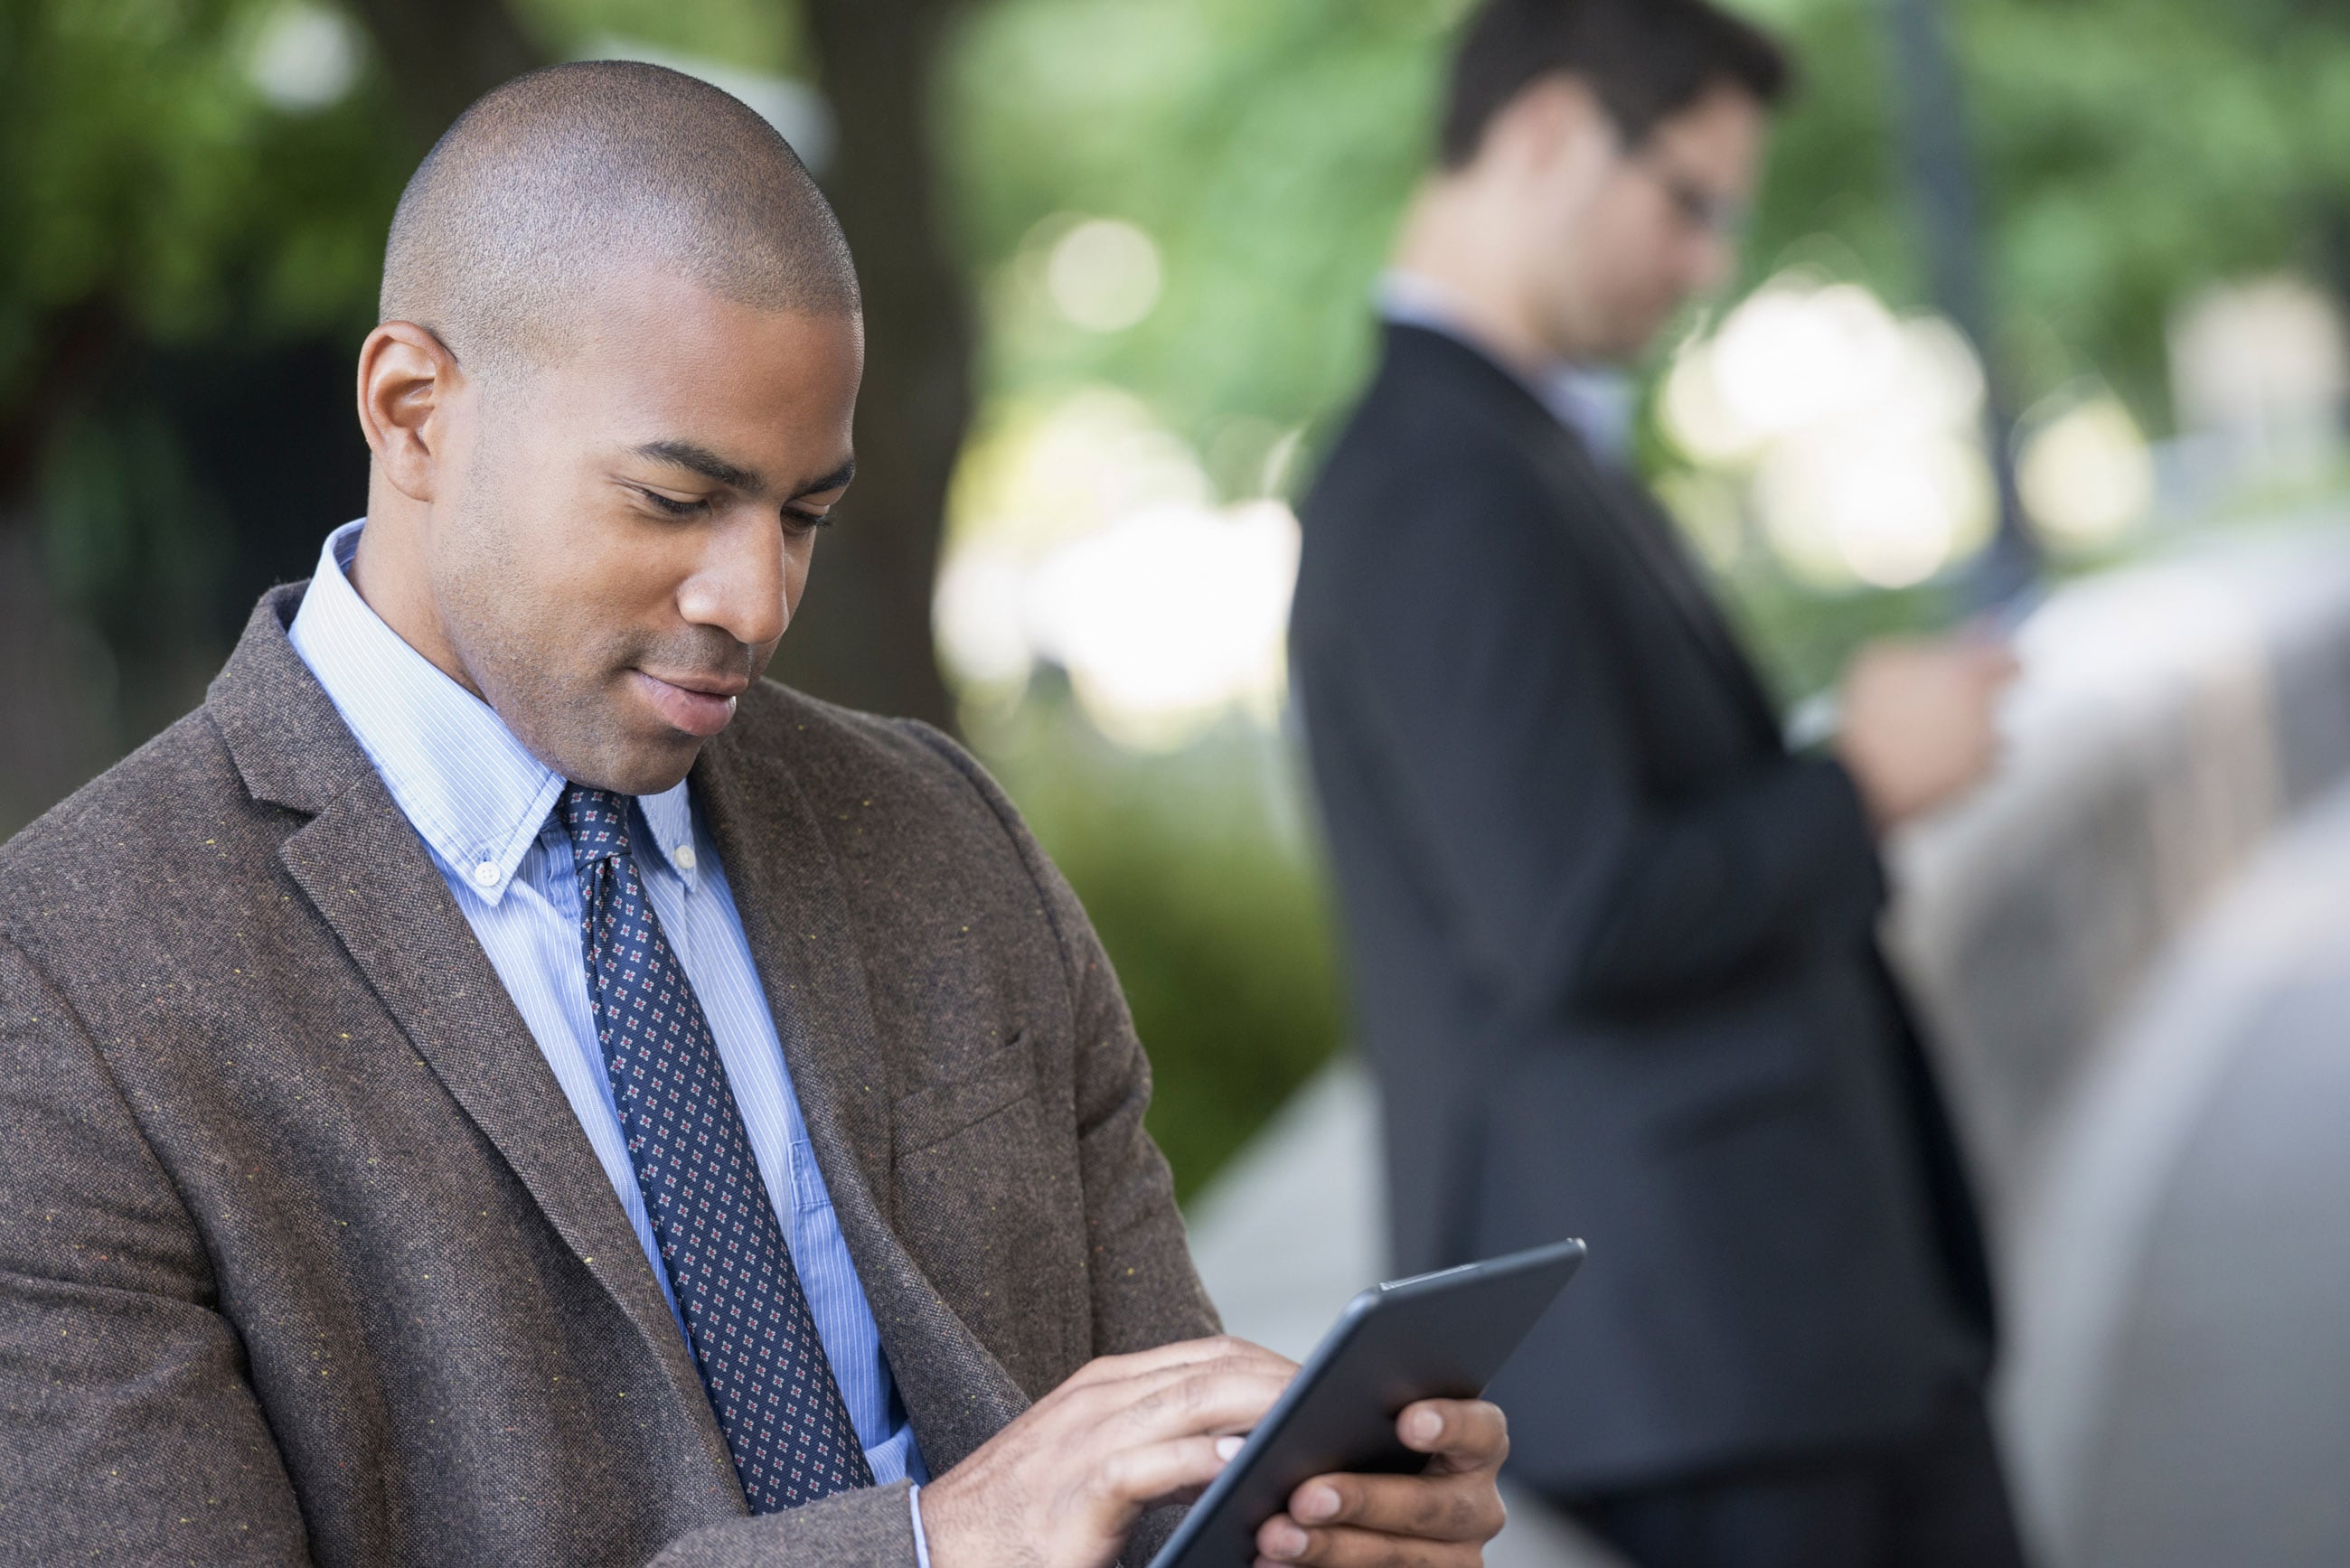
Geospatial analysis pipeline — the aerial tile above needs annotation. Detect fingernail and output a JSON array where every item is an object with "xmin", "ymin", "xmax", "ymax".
[
  {"xmin": 1295, "ymin": 1484, "xmax": 1340, "ymax": 1522},
  {"xmin": 1408, "ymin": 1408, "xmax": 1443, "ymax": 1443},
  {"xmin": 1216, "ymin": 1435, "xmax": 1245, "ymax": 1461},
  {"xmin": 1264, "ymin": 1521, "xmax": 1308, "ymax": 1559}
]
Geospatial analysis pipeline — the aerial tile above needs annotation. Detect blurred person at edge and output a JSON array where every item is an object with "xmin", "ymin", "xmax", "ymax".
[
  {"xmin": 0, "ymin": 62, "xmax": 1510, "ymax": 1568},
  {"xmin": 1288, "ymin": 3, "xmax": 2026, "ymax": 1566}
]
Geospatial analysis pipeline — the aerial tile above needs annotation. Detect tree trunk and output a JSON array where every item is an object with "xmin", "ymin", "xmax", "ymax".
[{"xmin": 787, "ymin": 0, "xmax": 971, "ymax": 731}]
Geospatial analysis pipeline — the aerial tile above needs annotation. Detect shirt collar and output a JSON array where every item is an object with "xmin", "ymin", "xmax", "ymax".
[
  {"xmin": 1375, "ymin": 268, "xmax": 1636, "ymax": 469},
  {"xmin": 287, "ymin": 520, "xmax": 700, "ymax": 903}
]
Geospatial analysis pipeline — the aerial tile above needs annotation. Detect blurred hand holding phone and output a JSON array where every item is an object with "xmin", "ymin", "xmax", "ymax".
[{"xmin": 1783, "ymin": 577, "xmax": 2033, "ymax": 831}]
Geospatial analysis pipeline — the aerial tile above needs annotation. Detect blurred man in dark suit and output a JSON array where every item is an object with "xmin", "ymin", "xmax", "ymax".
[{"xmin": 1289, "ymin": 3, "xmax": 2026, "ymax": 1564}]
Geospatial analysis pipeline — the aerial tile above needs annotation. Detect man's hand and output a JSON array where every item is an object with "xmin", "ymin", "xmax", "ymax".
[
  {"xmin": 1835, "ymin": 636, "xmax": 2020, "ymax": 831},
  {"xmin": 1251, "ymin": 1397, "xmax": 1509, "ymax": 1566},
  {"xmin": 919, "ymin": 1337, "xmax": 1296, "ymax": 1568}
]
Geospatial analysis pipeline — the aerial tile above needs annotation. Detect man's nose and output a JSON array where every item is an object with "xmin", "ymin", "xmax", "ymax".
[{"xmin": 677, "ymin": 512, "xmax": 789, "ymax": 648}]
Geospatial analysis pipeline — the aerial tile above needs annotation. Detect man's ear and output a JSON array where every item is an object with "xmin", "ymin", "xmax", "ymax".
[
  {"xmin": 356, "ymin": 322, "xmax": 465, "ymax": 503},
  {"xmin": 1500, "ymin": 72, "xmax": 1612, "ymax": 177}
]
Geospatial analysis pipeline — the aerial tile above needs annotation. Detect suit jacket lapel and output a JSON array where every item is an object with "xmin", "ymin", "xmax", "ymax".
[
  {"xmin": 210, "ymin": 589, "xmax": 740, "ymax": 1491},
  {"xmin": 1390, "ymin": 324, "xmax": 1788, "ymax": 751},
  {"xmin": 695, "ymin": 720, "xmax": 1029, "ymax": 1474},
  {"xmin": 1591, "ymin": 468, "xmax": 1787, "ymax": 746},
  {"xmin": 1519, "ymin": 399, "xmax": 1787, "ymax": 749}
]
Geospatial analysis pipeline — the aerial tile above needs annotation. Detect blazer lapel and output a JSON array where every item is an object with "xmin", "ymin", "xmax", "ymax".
[
  {"xmin": 209, "ymin": 590, "xmax": 739, "ymax": 1491},
  {"xmin": 695, "ymin": 718, "xmax": 1029, "ymax": 1475}
]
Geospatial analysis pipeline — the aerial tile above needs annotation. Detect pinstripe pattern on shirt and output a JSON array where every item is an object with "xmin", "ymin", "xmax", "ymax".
[{"xmin": 287, "ymin": 520, "xmax": 922, "ymax": 1488}]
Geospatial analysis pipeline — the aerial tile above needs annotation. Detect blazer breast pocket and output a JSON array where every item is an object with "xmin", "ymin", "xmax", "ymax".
[
  {"xmin": 888, "ymin": 1031, "xmax": 1081, "ymax": 1393},
  {"xmin": 890, "ymin": 1035, "xmax": 1039, "ymax": 1154}
]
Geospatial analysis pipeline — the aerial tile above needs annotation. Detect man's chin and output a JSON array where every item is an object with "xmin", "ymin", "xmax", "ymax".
[
  {"xmin": 539, "ymin": 718, "xmax": 706, "ymax": 798},
  {"xmin": 575, "ymin": 751, "xmax": 700, "ymax": 798}
]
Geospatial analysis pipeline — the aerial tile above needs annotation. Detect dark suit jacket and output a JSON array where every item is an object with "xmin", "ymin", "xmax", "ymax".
[
  {"xmin": 0, "ymin": 584, "xmax": 1217, "ymax": 1563},
  {"xmin": 1290, "ymin": 324, "xmax": 1995, "ymax": 1492}
]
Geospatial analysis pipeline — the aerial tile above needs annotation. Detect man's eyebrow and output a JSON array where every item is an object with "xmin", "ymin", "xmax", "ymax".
[
  {"xmin": 795, "ymin": 457, "xmax": 855, "ymax": 498},
  {"xmin": 631, "ymin": 439, "xmax": 766, "ymax": 493}
]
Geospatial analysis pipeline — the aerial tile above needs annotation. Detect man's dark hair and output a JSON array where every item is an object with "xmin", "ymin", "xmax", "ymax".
[
  {"xmin": 381, "ymin": 61, "xmax": 859, "ymax": 376},
  {"xmin": 1439, "ymin": 0, "xmax": 1792, "ymax": 168}
]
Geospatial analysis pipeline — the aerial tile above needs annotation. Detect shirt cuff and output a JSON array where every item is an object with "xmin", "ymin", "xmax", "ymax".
[{"xmin": 909, "ymin": 1481, "xmax": 933, "ymax": 1568}]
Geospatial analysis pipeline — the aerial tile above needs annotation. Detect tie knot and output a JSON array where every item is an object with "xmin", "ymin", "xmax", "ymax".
[{"xmin": 559, "ymin": 784, "xmax": 635, "ymax": 871}]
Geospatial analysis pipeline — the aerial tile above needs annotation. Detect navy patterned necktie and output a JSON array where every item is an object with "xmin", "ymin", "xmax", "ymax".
[{"xmin": 559, "ymin": 784, "xmax": 874, "ymax": 1513}]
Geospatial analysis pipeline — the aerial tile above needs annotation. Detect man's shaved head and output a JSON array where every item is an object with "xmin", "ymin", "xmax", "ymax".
[
  {"xmin": 381, "ymin": 61, "xmax": 859, "ymax": 375},
  {"xmin": 354, "ymin": 61, "xmax": 868, "ymax": 794}
]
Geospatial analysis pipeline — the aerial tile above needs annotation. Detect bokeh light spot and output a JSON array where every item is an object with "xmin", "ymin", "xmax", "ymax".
[{"xmin": 1046, "ymin": 219, "xmax": 1165, "ymax": 333}]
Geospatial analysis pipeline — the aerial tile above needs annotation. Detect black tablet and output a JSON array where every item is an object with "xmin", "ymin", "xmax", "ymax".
[{"xmin": 1148, "ymin": 1237, "xmax": 1586, "ymax": 1568}]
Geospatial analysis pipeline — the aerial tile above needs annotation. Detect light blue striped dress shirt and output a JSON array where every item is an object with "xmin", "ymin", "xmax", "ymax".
[{"xmin": 289, "ymin": 521, "xmax": 932, "ymax": 1550}]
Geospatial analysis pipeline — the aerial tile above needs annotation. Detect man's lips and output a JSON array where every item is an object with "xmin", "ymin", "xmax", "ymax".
[{"xmin": 630, "ymin": 669, "xmax": 746, "ymax": 737}]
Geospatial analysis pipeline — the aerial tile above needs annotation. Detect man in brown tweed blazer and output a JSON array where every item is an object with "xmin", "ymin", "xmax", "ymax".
[{"xmin": 0, "ymin": 62, "xmax": 1509, "ymax": 1568}]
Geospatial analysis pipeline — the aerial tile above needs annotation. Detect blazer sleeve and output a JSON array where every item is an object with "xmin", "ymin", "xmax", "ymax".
[
  {"xmin": 0, "ymin": 937, "xmax": 314, "ymax": 1563},
  {"xmin": 1311, "ymin": 459, "xmax": 1886, "ymax": 1021}
]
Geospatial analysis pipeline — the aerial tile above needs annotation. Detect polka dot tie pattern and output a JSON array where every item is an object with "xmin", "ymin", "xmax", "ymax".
[{"xmin": 559, "ymin": 784, "xmax": 875, "ymax": 1514}]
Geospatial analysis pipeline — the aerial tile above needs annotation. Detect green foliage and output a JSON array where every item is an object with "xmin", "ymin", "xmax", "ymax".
[
  {"xmin": 0, "ymin": 0, "xmax": 410, "ymax": 393},
  {"xmin": 1749, "ymin": 0, "xmax": 2350, "ymax": 427},
  {"xmin": 506, "ymin": 0, "xmax": 810, "ymax": 73},
  {"xmin": 945, "ymin": 0, "xmax": 1468, "ymax": 465},
  {"xmin": 968, "ymin": 686, "xmax": 1347, "ymax": 1198},
  {"xmin": 0, "ymin": 0, "xmax": 814, "ymax": 418},
  {"xmin": 947, "ymin": 0, "xmax": 2350, "ymax": 452}
]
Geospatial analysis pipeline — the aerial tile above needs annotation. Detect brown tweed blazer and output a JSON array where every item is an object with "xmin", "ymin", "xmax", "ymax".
[{"xmin": 0, "ymin": 585, "xmax": 1218, "ymax": 1565}]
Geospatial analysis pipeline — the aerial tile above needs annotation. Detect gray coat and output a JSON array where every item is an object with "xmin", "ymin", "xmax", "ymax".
[{"xmin": 0, "ymin": 584, "xmax": 1217, "ymax": 1564}]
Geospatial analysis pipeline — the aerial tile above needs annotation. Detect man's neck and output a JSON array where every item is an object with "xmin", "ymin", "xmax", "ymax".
[
  {"xmin": 1389, "ymin": 178, "xmax": 1559, "ymax": 376},
  {"xmin": 348, "ymin": 493, "xmax": 487, "ymax": 703}
]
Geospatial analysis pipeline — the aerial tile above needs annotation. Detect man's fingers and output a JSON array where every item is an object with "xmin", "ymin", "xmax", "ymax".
[
  {"xmin": 1087, "ymin": 1433, "xmax": 1244, "ymax": 1513},
  {"xmin": 1110, "ymin": 1361, "xmax": 1292, "ymax": 1441},
  {"xmin": 1395, "ymin": 1397, "xmax": 1508, "ymax": 1467},
  {"xmin": 1042, "ymin": 1347, "xmax": 1292, "ymax": 1453},
  {"xmin": 1043, "ymin": 1336, "xmax": 1296, "ymax": 1425},
  {"xmin": 1060, "ymin": 1334, "xmax": 1292, "ymax": 1390},
  {"xmin": 1283, "ymin": 1467, "xmax": 1507, "ymax": 1544},
  {"xmin": 1253, "ymin": 1516, "xmax": 1480, "ymax": 1566}
]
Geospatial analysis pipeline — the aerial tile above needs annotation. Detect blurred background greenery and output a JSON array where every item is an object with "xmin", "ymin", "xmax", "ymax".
[{"xmin": 3, "ymin": 0, "xmax": 2345, "ymax": 1197}]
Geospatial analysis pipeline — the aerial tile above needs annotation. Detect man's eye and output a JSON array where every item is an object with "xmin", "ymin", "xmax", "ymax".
[
  {"xmin": 783, "ymin": 508, "xmax": 832, "ymax": 534},
  {"xmin": 637, "ymin": 488, "xmax": 710, "ymax": 517}
]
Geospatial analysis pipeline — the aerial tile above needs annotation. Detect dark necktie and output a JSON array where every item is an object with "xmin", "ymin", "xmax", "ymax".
[{"xmin": 559, "ymin": 784, "xmax": 875, "ymax": 1513}]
